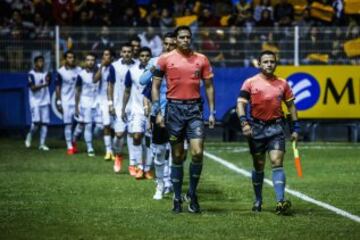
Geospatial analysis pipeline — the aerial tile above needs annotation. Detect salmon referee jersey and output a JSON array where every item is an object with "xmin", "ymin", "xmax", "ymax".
[
  {"xmin": 155, "ymin": 49, "xmax": 213, "ymax": 100},
  {"xmin": 239, "ymin": 73, "xmax": 295, "ymax": 121}
]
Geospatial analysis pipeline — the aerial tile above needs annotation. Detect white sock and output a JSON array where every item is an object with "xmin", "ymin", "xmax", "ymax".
[
  {"xmin": 144, "ymin": 137, "xmax": 153, "ymax": 172},
  {"xmin": 133, "ymin": 143, "xmax": 143, "ymax": 169},
  {"xmin": 64, "ymin": 124, "xmax": 73, "ymax": 149},
  {"xmin": 152, "ymin": 143, "xmax": 167, "ymax": 183},
  {"xmin": 84, "ymin": 123, "xmax": 93, "ymax": 151},
  {"xmin": 40, "ymin": 125, "xmax": 47, "ymax": 146},
  {"xmin": 104, "ymin": 135, "xmax": 112, "ymax": 153},
  {"xmin": 73, "ymin": 123, "xmax": 83, "ymax": 142},
  {"xmin": 127, "ymin": 134, "xmax": 136, "ymax": 166},
  {"xmin": 164, "ymin": 145, "xmax": 172, "ymax": 187},
  {"xmin": 113, "ymin": 136, "xmax": 124, "ymax": 154}
]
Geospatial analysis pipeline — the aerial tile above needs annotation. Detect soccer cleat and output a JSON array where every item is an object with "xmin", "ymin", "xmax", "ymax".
[
  {"xmin": 104, "ymin": 152, "xmax": 114, "ymax": 161},
  {"xmin": 25, "ymin": 133, "xmax": 32, "ymax": 148},
  {"xmin": 67, "ymin": 148, "xmax": 75, "ymax": 155},
  {"xmin": 39, "ymin": 145, "xmax": 50, "ymax": 151},
  {"xmin": 72, "ymin": 141, "xmax": 78, "ymax": 153},
  {"xmin": 135, "ymin": 169, "xmax": 144, "ymax": 180},
  {"xmin": 252, "ymin": 201, "xmax": 262, "ymax": 212},
  {"xmin": 187, "ymin": 194, "xmax": 201, "ymax": 213},
  {"xmin": 153, "ymin": 183, "xmax": 164, "ymax": 200},
  {"xmin": 128, "ymin": 165, "xmax": 137, "ymax": 176},
  {"xmin": 87, "ymin": 150, "xmax": 95, "ymax": 157},
  {"xmin": 172, "ymin": 198, "xmax": 183, "ymax": 214},
  {"xmin": 275, "ymin": 200, "xmax": 292, "ymax": 215},
  {"xmin": 144, "ymin": 171, "xmax": 154, "ymax": 180},
  {"xmin": 113, "ymin": 154, "xmax": 123, "ymax": 173}
]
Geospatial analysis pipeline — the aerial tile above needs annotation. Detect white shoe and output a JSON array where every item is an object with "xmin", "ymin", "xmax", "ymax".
[
  {"xmin": 153, "ymin": 183, "xmax": 164, "ymax": 200},
  {"xmin": 39, "ymin": 145, "xmax": 50, "ymax": 151},
  {"xmin": 25, "ymin": 133, "xmax": 32, "ymax": 148},
  {"xmin": 88, "ymin": 150, "xmax": 95, "ymax": 157}
]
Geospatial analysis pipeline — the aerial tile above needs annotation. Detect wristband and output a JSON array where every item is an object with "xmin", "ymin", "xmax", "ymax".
[
  {"xmin": 108, "ymin": 100, "xmax": 113, "ymax": 106},
  {"xmin": 292, "ymin": 120, "xmax": 301, "ymax": 133},
  {"xmin": 56, "ymin": 100, "xmax": 62, "ymax": 105}
]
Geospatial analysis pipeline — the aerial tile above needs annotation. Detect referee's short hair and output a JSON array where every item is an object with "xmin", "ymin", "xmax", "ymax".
[
  {"xmin": 174, "ymin": 25, "xmax": 192, "ymax": 37},
  {"xmin": 121, "ymin": 42, "xmax": 133, "ymax": 50},
  {"xmin": 33, "ymin": 55, "xmax": 44, "ymax": 63},
  {"xmin": 258, "ymin": 50, "xmax": 277, "ymax": 62},
  {"xmin": 63, "ymin": 50, "xmax": 75, "ymax": 59}
]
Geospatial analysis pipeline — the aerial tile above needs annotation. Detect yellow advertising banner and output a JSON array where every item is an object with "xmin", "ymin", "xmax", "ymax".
[{"xmin": 276, "ymin": 66, "xmax": 360, "ymax": 119}]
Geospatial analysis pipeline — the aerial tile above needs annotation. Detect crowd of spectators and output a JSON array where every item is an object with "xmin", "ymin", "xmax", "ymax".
[{"xmin": 0, "ymin": 0, "xmax": 359, "ymax": 71}]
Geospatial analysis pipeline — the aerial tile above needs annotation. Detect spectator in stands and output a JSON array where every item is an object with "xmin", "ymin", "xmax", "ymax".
[
  {"xmin": 256, "ymin": 9, "xmax": 274, "ymax": 27},
  {"xmin": 254, "ymin": 0, "xmax": 273, "ymax": 22},
  {"xmin": 198, "ymin": 6, "xmax": 221, "ymax": 27},
  {"xmin": 223, "ymin": 25, "xmax": 245, "ymax": 66},
  {"xmin": 295, "ymin": 8, "xmax": 316, "ymax": 37},
  {"xmin": 52, "ymin": 0, "xmax": 87, "ymax": 26},
  {"xmin": 120, "ymin": 6, "xmax": 141, "ymax": 27},
  {"xmin": 91, "ymin": 26, "xmax": 115, "ymax": 54},
  {"xmin": 228, "ymin": 0, "xmax": 253, "ymax": 27},
  {"xmin": 138, "ymin": 26, "xmax": 163, "ymax": 56},
  {"xmin": 200, "ymin": 28, "xmax": 224, "ymax": 66},
  {"xmin": 159, "ymin": 8, "xmax": 174, "ymax": 34},
  {"xmin": 33, "ymin": 0, "xmax": 53, "ymax": 25},
  {"xmin": 330, "ymin": 27, "xmax": 347, "ymax": 64},
  {"xmin": 274, "ymin": 0, "xmax": 294, "ymax": 26},
  {"xmin": 301, "ymin": 25, "xmax": 330, "ymax": 64}
]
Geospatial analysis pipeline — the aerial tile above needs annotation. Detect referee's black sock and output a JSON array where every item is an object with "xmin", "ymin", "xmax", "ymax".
[
  {"xmin": 171, "ymin": 164, "xmax": 184, "ymax": 201},
  {"xmin": 189, "ymin": 161, "xmax": 203, "ymax": 197}
]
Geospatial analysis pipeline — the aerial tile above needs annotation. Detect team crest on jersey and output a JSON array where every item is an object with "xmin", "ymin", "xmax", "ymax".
[
  {"xmin": 194, "ymin": 70, "xmax": 200, "ymax": 78},
  {"xmin": 72, "ymin": 77, "xmax": 77, "ymax": 81}
]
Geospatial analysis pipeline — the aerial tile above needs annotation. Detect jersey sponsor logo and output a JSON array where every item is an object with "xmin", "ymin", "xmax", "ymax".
[
  {"xmin": 287, "ymin": 73, "xmax": 320, "ymax": 111},
  {"xmin": 51, "ymin": 92, "xmax": 63, "ymax": 119}
]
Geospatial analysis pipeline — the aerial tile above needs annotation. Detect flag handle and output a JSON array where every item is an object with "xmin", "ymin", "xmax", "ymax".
[{"xmin": 292, "ymin": 141, "xmax": 303, "ymax": 178}]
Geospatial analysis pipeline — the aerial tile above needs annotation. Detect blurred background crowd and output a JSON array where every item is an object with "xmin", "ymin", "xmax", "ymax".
[{"xmin": 0, "ymin": 0, "xmax": 359, "ymax": 71}]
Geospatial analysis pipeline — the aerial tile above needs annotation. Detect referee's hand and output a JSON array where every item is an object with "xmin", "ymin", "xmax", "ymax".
[
  {"xmin": 208, "ymin": 115, "xmax": 215, "ymax": 129},
  {"xmin": 242, "ymin": 124, "xmax": 252, "ymax": 137}
]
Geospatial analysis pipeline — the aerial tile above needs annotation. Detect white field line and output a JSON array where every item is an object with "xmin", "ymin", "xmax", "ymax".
[
  {"xmin": 206, "ymin": 145, "xmax": 360, "ymax": 151},
  {"xmin": 204, "ymin": 151, "xmax": 360, "ymax": 224}
]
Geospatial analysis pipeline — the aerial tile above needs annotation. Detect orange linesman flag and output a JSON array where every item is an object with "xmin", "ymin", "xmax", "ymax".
[{"xmin": 292, "ymin": 141, "xmax": 303, "ymax": 178}]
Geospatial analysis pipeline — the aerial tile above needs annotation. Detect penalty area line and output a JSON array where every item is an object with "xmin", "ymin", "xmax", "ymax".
[{"xmin": 204, "ymin": 151, "xmax": 360, "ymax": 224}]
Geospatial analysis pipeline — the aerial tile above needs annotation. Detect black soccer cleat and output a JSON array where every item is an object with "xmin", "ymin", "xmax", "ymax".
[
  {"xmin": 172, "ymin": 198, "xmax": 183, "ymax": 214},
  {"xmin": 187, "ymin": 194, "xmax": 201, "ymax": 214},
  {"xmin": 252, "ymin": 201, "xmax": 262, "ymax": 212},
  {"xmin": 275, "ymin": 200, "xmax": 292, "ymax": 215}
]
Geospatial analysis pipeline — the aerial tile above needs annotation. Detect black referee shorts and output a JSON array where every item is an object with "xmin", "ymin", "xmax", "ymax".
[
  {"xmin": 248, "ymin": 118, "xmax": 286, "ymax": 155},
  {"xmin": 165, "ymin": 99, "xmax": 204, "ymax": 144}
]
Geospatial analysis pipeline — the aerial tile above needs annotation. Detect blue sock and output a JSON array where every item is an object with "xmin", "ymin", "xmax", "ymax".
[
  {"xmin": 171, "ymin": 164, "xmax": 183, "ymax": 200},
  {"xmin": 272, "ymin": 167, "xmax": 286, "ymax": 202},
  {"xmin": 252, "ymin": 170, "xmax": 264, "ymax": 203},
  {"xmin": 189, "ymin": 162, "xmax": 203, "ymax": 197}
]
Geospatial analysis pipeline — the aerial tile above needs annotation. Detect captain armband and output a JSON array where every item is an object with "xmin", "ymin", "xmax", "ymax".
[
  {"xmin": 153, "ymin": 69, "xmax": 165, "ymax": 78},
  {"xmin": 239, "ymin": 90, "xmax": 250, "ymax": 100}
]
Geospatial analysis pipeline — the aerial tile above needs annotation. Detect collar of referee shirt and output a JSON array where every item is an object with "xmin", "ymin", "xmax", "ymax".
[{"xmin": 176, "ymin": 48, "xmax": 194, "ymax": 57}]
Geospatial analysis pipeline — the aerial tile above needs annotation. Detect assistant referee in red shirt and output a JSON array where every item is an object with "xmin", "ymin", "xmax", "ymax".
[{"xmin": 152, "ymin": 25, "xmax": 215, "ymax": 214}]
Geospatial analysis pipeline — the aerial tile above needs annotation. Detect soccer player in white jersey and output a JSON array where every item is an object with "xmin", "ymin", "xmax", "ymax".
[
  {"xmin": 94, "ymin": 48, "xmax": 115, "ymax": 161},
  {"xmin": 74, "ymin": 53, "xmax": 98, "ymax": 157},
  {"xmin": 122, "ymin": 47, "xmax": 153, "ymax": 180},
  {"xmin": 55, "ymin": 50, "xmax": 82, "ymax": 155},
  {"xmin": 108, "ymin": 43, "xmax": 136, "ymax": 173},
  {"xmin": 139, "ymin": 33, "xmax": 176, "ymax": 199},
  {"xmin": 25, "ymin": 55, "xmax": 51, "ymax": 151}
]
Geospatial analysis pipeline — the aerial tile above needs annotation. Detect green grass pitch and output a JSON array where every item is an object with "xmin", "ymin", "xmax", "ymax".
[{"xmin": 0, "ymin": 138, "xmax": 359, "ymax": 240}]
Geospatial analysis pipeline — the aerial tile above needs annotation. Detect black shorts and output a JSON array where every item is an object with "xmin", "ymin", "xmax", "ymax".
[
  {"xmin": 151, "ymin": 116, "xmax": 169, "ymax": 144},
  {"xmin": 248, "ymin": 118, "xmax": 286, "ymax": 155},
  {"xmin": 165, "ymin": 99, "xmax": 204, "ymax": 144}
]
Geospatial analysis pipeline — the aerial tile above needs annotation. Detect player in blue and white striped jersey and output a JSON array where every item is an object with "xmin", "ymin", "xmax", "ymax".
[
  {"xmin": 94, "ymin": 48, "xmax": 115, "ymax": 161},
  {"xmin": 74, "ymin": 53, "xmax": 99, "ymax": 157},
  {"xmin": 25, "ymin": 55, "xmax": 51, "ymax": 151},
  {"xmin": 55, "ymin": 50, "xmax": 82, "ymax": 155},
  {"xmin": 107, "ymin": 43, "xmax": 137, "ymax": 173}
]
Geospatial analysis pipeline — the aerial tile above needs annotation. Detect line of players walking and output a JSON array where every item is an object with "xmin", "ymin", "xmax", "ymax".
[{"xmin": 25, "ymin": 33, "xmax": 179, "ymax": 200}]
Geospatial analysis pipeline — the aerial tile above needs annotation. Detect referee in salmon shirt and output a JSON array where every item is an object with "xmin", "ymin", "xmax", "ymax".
[
  {"xmin": 151, "ymin": 25, "xmax": 215, "ymax": 214},
  {"xmin": 237, "ymin": 50, "xmax": 299, "ymax": 215}
]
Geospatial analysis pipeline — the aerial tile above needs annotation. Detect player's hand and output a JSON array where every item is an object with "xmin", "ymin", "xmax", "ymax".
[
  {"xmin": 109, "ymin": 105, "xmax": 116, "ymax": 117},
  {"xmin": 121, "ymin": 109, "xmax": 127, "ymax": 122},
  {"xmin": 208, "ymin": 114, "xmax": 215, "ymax": 129},
  {"xmin": 291, "ymin": 132, "xmax": 299, "ymax": 145},
  {"xmin": 242, "ymin": 124, "xmax": 252, "ymax": 137},
  {"xmin": 156, "ymin": 113, "xmax": 165, "ymax": 128}
]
